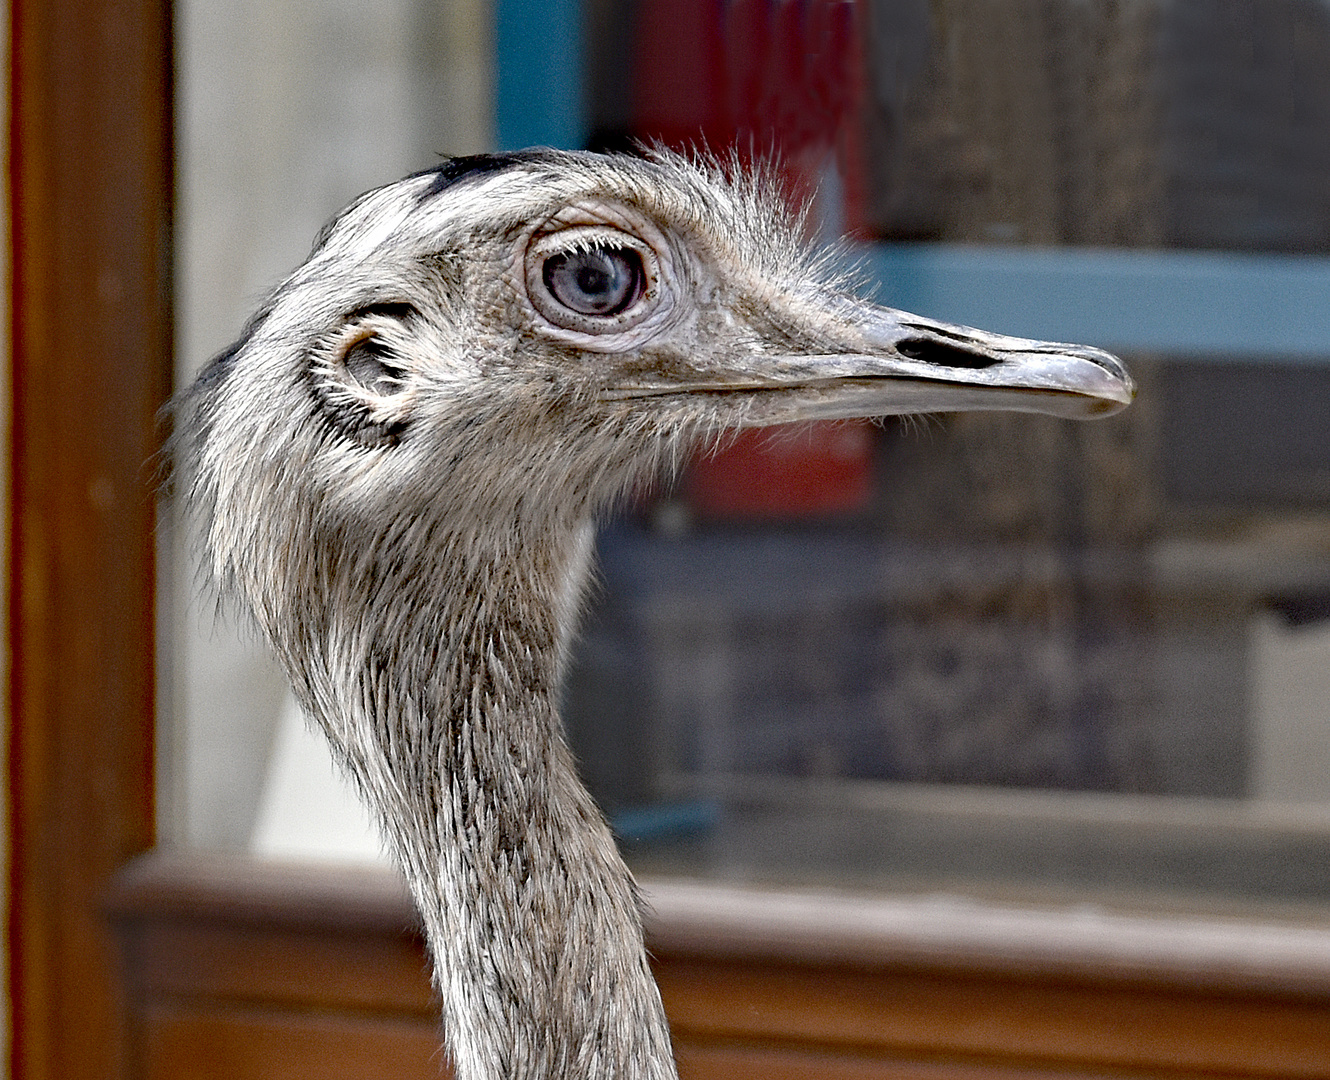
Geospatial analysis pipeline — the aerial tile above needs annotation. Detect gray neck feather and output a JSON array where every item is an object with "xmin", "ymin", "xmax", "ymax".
[{"xmin": 290, "ymin": 518, "xmax": 678, "ymax": 1080}]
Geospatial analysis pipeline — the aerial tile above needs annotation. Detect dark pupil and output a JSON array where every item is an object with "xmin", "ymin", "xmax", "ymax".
[
  {"xmin": 577, "ymin": 264, "xmax": 611, "ymax": 295},
  {"xmin": 544, "ymin": 247, "xmax": 641, "ymax": 316}
]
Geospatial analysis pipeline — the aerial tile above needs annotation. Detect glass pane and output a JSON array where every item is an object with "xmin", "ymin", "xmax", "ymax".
[
  {"xmin": 169, "ymin": 0, "xmax": 491, "ymax": 849},
  {"xmin": 170, "ymin": 0, "xmax": 1330, "ymax": 923},
  {"xmin": 572, "ymin": 0, "xmax": 1330, "ymax": 917}
]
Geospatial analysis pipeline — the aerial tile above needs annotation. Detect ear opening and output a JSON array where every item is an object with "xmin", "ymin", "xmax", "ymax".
[
  {"xmin": 308, "ymin": 313, "xmax": 419, "ymax": 448},
  {"xmin": 343, "ymin": 334, "xmax": 408, "ymax": 395}
]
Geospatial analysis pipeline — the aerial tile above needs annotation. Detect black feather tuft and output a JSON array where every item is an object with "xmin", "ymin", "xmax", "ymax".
[{"xmin": 410, "ymin": 150, "xmax": 560, "ymax": 204}]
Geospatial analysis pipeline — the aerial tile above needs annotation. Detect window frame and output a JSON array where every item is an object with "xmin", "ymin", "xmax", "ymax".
[
  {"xmin": 9, "ymin": 2, "xmax": 1330, "ymax": 1078},
  {"xmin": 7, "ymin": 2, "xmax": 172, "ymax": 1078}
]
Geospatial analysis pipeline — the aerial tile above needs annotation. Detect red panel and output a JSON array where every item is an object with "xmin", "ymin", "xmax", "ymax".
[
  {"xmin": 631, "ymin": 0, "xmax": 877, "ymax": 520},
  {"xmin": 685, "ymin": 422, "xmax": 876, "ymax": 520}
]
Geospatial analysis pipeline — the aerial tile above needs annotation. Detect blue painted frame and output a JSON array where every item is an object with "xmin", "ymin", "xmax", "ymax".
[
  {"xmin": 865, "ymin": 245, "xmax": 1330, "ymax": 362},
  {"xmin": 492, "ymin": 0, "xmax": 1330, "ymax": 362},
  {"xmin": 494, "ymin": 0, "xmax": 586, "ymax": 152}
]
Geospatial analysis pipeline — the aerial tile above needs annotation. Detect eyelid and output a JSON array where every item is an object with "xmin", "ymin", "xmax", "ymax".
[
  {"xmin": 525, "ymin": 228, "xmax": 660, "ymax": 335},
  {"xmin": 528, "ymin": 224, "xmax": 651, "ymax": 263},
  {"xmin": 517, "ymin": 203, "xmax": 684, "ymax": 350}
]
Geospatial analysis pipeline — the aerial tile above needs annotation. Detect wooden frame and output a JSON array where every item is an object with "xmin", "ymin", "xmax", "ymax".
[
  {"xmin": 9, "ymin": 4, "xmax": 1330, "ymax": 1079},
  {"xmin": 109, "ymin": 851, "xmax": 1330, "ymax": 1079},
  {"xmin": 7, "ymin": 2, "xmax": 173, "ymax": 1079}
]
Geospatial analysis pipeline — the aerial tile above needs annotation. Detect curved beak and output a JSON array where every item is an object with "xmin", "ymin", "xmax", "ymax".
[{"xmin": 606, "ymin": 296, "xmax": 1134, "ymax": 429}]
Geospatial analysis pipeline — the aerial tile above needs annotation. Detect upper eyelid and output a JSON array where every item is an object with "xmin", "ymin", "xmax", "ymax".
[
  {"xmin": 536, "ymin": 204, "xmax": 629, "ymax": 230},
  {"xmin": 562, "ymin": 234, "xmax": 642, "ymax": 256},
  {"xmin": 532, "ymin": 223, "xmax": 648, "ymax": 251}
]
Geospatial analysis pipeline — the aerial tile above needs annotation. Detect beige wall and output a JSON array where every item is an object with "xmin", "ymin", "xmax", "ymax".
[{"xmin": 169, "ymin": 0, "xmax": 493, "ymax": 849}]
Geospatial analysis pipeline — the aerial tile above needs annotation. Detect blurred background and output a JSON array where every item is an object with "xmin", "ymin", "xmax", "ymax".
[{"xmin": 170, "ymin": 0, "xmax": 1330, "ymax": 918}]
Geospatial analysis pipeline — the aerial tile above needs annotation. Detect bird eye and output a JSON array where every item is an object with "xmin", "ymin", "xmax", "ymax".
[{"xmin": 542, "ymin": 247, "xmax": 643, "ymax": 317}]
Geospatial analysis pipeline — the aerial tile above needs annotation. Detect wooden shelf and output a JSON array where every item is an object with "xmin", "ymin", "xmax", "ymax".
[{"xmin": 108, "ymin": 850, "xmax": 1330, "ymax": 1079}]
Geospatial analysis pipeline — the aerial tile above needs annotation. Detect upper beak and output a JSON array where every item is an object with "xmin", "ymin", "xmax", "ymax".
[{"xmin": 606, "ymin": 296, "xmax": 1135, "ymax": 428}]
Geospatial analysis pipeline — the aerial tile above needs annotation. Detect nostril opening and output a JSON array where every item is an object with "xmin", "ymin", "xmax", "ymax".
[{"xmin": 896, "ymin": 337, "xmax": 999, "ymax": 370}]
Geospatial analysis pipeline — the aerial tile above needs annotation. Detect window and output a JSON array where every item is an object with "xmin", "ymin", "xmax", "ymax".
[
  {"xmin": 93, "ymin": 2, "xmax": 1330, "ymax": 1075},
  {"xmin": 173, "ymin": 0, "xmax": 1330, "ymax": 921}
]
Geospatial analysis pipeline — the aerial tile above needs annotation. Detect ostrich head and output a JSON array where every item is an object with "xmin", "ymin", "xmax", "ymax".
[{"xmin": 177, "ymin": 148, "xmax": 1132, "ymax": 1080}]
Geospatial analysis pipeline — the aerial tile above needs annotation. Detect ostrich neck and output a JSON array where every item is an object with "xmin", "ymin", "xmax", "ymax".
[{"xmin": 310, "ymin": 522, "xmax": 678, "ymax": 1080}]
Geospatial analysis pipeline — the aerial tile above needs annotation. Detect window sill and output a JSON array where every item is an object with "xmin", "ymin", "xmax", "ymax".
[{"xmin": 109, "ymin": 848, "xmax": 1330, "ymax": 1079}]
